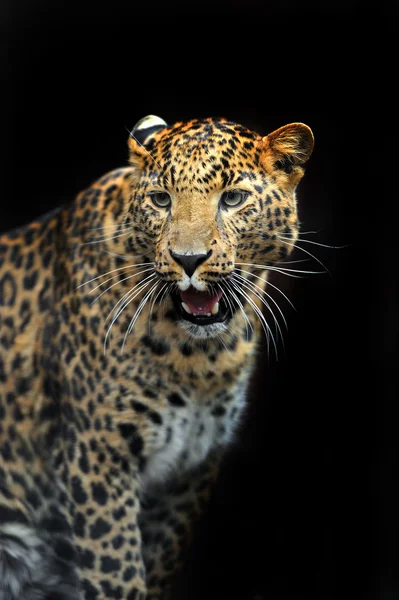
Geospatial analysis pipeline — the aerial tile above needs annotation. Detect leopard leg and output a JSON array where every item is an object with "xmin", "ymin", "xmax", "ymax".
[
  {"xmin": 61, "ymin": 430, "xmax": 148, "ymax": 600},
  {"xmin": 139, "ymin": 453, "xmax": 220, "ymax": 600},
  {"xmin": 0, "ymin": 441, "xmax": 80, "ymax": 600}
]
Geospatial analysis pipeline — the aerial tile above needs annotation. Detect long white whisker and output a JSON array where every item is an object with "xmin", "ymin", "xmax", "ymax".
[
  {"xmin": 223, "ymin": 280, "xmax": 254, "ymax": 338},
  {"xmin": 230, "ymin": 280, "xmax": 278, "ymax": 359},
  {"xmin": 232, "ymin": 274, "xmax": 284, "ymax": 345},
  {"xmin": 76, "ymin": 262, "xmax": 154, "ymax": 290},
  {"xmin": 234, "ymin": 268, "xmax": 296, "ymax": 311},
  {"xmin": 229, "ymin": 281, "xmax": 272, "ymax": 356},
  {"xmin": 275, "ymin": 258, "xmax": 311, "ymax": 264},
  {"xmin": 266, "ymin": 267, "xmax": 305, "ymax": 279},
  {"xmin": 121, "ymin": 281, "xmax": 160, "ymax": 354},
  {"xmin": 103, "ymin": 275, "xmax": 156, "ymax": 352},
  {"xmin": 158, "ymin": 283, "xmax": 173, "ymax": 322},
  {"xmin": 88, "ymin": 227, "xmax": 132, "ymax": 239},
  {"xmin": 237, "ymin": 264, "xmax": 304, "ymax": 279},
  {"xmin": 216, "ymin": 281, "xmax": 244, "ymax": 337},
  {"xmin": 148, "ymin": 282, "xmax": 168, "ymax": 335},
  {"xmin": 89, "ymin": 268, "xmax": 155, "ymax": 305},
  {"xmin": 82, "ymin": 230, "xmax": 132, "ymax": 246},
  {"xmin": 89, "ymin": 266, "xmax": 154, "ymax": 295},
  {"xmin": 278, "ymin": 235, "xmax": 347, "ymax": 249},
  {"xmin": 216, "ymin": 282, "xmax": 230, "ymax": 314},
  {"xmin": 233, "ymin": 272, "xmax": 287, "ymax": 334},
  {"xmin": 235, "ymin": 262, "xmax": 323, "ymax": 275},
  {"xmin": 104, "ymin": 287, "xmax": 134, "ymax": 326},
  {"xmin": 276, "ymin": 238, "xmax": 330, "ymax": 274},
  {"xmin": 105, "ymin": 273, "xmax": 157, "ymax": 324},
  {"xmin": 87, "ymin": 224, "xmax": 132, "ymax": 232},
  {"xmin": 126, "ymin": 281, "xmax": 160, "ymax": 336}
]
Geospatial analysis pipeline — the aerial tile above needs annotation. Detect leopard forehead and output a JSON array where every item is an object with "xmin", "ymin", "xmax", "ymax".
[
  {"xmin": 140, "ymin": 118, "xmax": 262, "ymax": 179},
  {"xmin": 156, "ymin": 118, "xmax": 258, "ymax": 145}
]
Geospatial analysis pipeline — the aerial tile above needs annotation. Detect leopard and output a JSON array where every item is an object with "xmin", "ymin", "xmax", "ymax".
[{"xmin": 0, "ymin": 114, "xmax": 314, "ymax": 599}]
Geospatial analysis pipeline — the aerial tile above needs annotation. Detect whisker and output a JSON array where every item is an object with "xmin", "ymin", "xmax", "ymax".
[
  {"xmin": 223, "ymin": 280, "xmax": 254, "ymax": 339},
  {"xmin": 104, "ymin": 287, "xmax": 134, "ymax": 326},
  {"xmin": 276, "ymin": 238, "xmax": 330, "ymax": 274},
  {"xmin": 278, "ymin": 234, "xmax": 347, "ymax": 249},
  {"xmin": 103, "ymin": 275, "xmax": 157, "ymax": 352},
  {"xmin": 147, "ymin": 280, "xmax": 172, "ymax": 325},
  {"xmin": 237, "ymin": 264, "xmax": 303, "ymax": 279},
  {"xmin": 105, "ymin": 273, "xmax": 157, "ymax": 324},
  {"xmin": 86, "ymin": 224, "xmax": 132, "ymax": 232},
  {"xmin": 267, "ymin": 268, "xmax": 305, "ymax": 279},
  {"xmin": 88, "ymin": 266, "xmax": 154, "ymax": 294},
  {"xmin": 216, "ymin": 281, "xmax": 242, "ymax": 336},
  {"xmin": 234, "ymin": 267, "xmax": 296, "ymax": 311},
  {"xmin": 126, "ymin": 281, "xmax": 160, "ymax": 337},
  {"xmin": 230, "ymin": 280, "xmax": 277, "ymax": 359},
  {"xmin": 235, "ymin": 262, "xmax": 323, "ymax": 275},
  {"xmin": 159, "ymin": 282, "xmax": 172, "ymax": 304},
  {"xmin": 88, "ymin": 227, "xmax": 132, "ymax": 239},
  {"xmin": 89, "ymin": 268, "xmax": 155, "ymax": 305},
  {"xmin": 82, "ymin": 230, "xmax": 132, "ymax": 246},
  {"xmin": 158, "ymin": 282, "xmax": 173, "ymax": 322},
  {"xmin": 76, "ymin": 262, "xmax": 154, "ymax": 290},
  {"xmin": 148, "ymin": 282, "xmax": 168, "ymax": 335},
  {"xmin": 232, "ymin": 274, "xmax": 284, "ymax": 346},
  {"xmin": 121, "ymin": 281, "xmax": 160, "ymax": 354},
  {"xmin": 233, "ymin": 272, "xmax": 288, "ymax": 333},
  {"xmin": 274, "ymin": 258, "xmax": 311, "ymax": 264},
  {"xmin": 220, "ymin": 280, "xmax": 251, "ymax": 342}
]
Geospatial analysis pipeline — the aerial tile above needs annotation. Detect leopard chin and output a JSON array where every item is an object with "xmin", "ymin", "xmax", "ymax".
[{"xmin": 179, "ymin": 320, "xmax": 229, "ymax": 340}]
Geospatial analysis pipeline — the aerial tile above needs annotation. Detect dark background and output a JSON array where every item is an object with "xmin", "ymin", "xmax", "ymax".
[{"xmin": 1, "ymin": 1, "xmax": 397, "ymax": 598}]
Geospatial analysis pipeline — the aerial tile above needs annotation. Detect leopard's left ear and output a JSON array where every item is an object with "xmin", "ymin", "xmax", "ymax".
[
  {"xmin": 260, "ymin": 123, "xmax": 314, "ymax": 184},
  {"xmin": 128, "ymin": 115, "xmax": 168, "ymax": 169}
]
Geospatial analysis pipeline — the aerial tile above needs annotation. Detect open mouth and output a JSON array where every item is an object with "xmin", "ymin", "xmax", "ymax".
[{"xmin": 172, "ymin": 286, "xmax": 234, "ymax": 326}]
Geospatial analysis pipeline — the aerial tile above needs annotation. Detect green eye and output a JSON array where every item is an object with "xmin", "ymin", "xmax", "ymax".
[
  {"xmin": 220, "ymin": 190, "xmax": 248, "ymax": 208},
  {"xmin": 149, "ymin": 191, "xmax": 171, "ymax": 208}
]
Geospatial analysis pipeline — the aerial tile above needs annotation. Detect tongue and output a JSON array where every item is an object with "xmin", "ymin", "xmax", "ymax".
[{"xmin": 180, "ymin": 287, "xmax": 223, "ymax": 315}]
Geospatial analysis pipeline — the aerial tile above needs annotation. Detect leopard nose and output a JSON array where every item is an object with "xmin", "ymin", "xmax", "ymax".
[{"xmin": 169, "ymin": 250, "xmax": 212, "ymax": 277}]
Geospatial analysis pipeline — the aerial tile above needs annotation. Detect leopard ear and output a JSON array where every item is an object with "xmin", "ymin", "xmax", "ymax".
[
  {"xmin": 128, "ymin": 115, "xmax": 168, "ymax": 167},
  {"xmin": 260, "ymin": 123, "xmax": 314, "ymax": 183}
]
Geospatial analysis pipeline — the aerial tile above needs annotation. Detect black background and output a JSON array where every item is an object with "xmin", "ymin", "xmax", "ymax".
[{"xmin": 1, "ymin": 1, "xmax": 397, "ymax": 598}]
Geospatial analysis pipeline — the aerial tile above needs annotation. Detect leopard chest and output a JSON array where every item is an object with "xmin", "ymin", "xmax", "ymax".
[{"xmin": 140, "ymin": 384, "xmax": 248, "ymax": 490}]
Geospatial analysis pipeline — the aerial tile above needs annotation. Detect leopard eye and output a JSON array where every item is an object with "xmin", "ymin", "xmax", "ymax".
[
  {"xmin": 220, "ymin": 190, "xmax": 249, "ymax": 208},
  {"xmin": 149, "ymin": 191, "xmax": 171, "ymax": 208}
]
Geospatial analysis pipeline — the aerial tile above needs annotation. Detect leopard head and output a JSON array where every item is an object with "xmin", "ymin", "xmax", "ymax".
[{"xmin": 122, "ymin": 115, "xmax": 313, "ymax": 338}]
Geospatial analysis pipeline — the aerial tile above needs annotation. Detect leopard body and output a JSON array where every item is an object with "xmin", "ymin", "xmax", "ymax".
[{"xmin": 0, "ymin": 115, "xmax": 314, "ymax": 599}]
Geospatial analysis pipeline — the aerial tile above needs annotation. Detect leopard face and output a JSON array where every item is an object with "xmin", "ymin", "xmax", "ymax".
[{"xmin": 116, "ymin": 116, "xmax": 314, "ymax": 339}]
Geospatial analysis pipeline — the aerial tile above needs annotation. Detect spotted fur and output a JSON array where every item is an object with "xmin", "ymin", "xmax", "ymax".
[{"xmin": 0, "ymin": 116, "xmax": 314, "ymax": 599}]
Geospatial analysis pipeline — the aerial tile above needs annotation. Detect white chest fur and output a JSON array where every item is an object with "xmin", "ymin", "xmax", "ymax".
[{"xmin": 140, "ymin": 387, "xmax": 247, "ymax": 490}]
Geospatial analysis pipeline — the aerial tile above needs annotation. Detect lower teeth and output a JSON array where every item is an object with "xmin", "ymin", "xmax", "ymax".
[{"xmin": 181, "ymin": 301, "xmax": 220, "ymax": 317}]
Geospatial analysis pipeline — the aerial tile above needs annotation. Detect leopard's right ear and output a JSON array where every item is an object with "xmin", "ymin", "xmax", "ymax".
[{"xmin": 128, "ymin": 115, "xmax": 168, "ymax": 168}]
